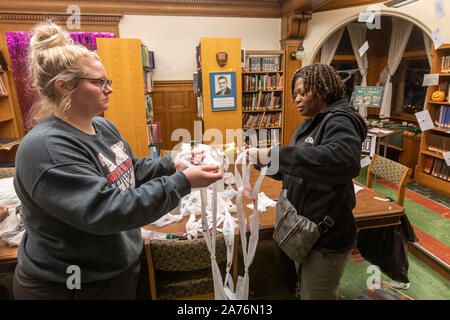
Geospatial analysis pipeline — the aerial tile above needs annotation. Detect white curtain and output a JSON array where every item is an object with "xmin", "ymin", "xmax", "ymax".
[
  {"xmin": 423, "ymin": 31, "xmax": 432, "ymax": 66},
  {"xmin": 422, "ymin": 31, "xmax": 432, "ymax": 108},
  {"xmin": 379, "ymin": 18, "xmax": 414, "ymax": 118},
  {"xmin": 347, "ymin": 23, "xmax": 369, "ymax": 86},
  {"xmin": 320, "ymin": 28, "xmax": 345, "ymax": 65}
]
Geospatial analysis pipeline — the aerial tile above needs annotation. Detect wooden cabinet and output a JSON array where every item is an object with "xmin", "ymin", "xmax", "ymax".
[
  {"xmin": 242, "ymin": 50, "xmax": 285, "ymax": 147},
  {"xmin": 96, "ymin": 38, "xmax": 149, "ymax": 158},
  {"xmin": 414, "ymin": 44, "xmax": 450, "ymax": 196}
]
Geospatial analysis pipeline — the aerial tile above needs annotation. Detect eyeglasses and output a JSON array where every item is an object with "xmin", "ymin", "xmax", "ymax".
[{"xmin": 77, "ymin": 77, "xmax": 112, "ymax": 91}]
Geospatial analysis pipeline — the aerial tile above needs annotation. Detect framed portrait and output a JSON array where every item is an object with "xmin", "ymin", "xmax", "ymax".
[{"xmin": 210, "ymin": 72, "xmax": 236, "ymax": 111}]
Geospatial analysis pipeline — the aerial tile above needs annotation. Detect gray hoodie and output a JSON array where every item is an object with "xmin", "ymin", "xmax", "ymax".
[{"xmin": 14, "ymin": 115, "xmax": 191, "ymax": 283}]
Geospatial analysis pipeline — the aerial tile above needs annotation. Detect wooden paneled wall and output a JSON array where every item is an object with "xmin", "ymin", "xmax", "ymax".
[{"xmin": 152, "ymin": 81, "xmax": 200, "ymax": 152}]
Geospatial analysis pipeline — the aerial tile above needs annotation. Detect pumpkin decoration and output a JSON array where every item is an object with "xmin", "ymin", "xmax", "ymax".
[{"xmin": 431, "ymin": 91, "xmax": 446, "ymax": 102}]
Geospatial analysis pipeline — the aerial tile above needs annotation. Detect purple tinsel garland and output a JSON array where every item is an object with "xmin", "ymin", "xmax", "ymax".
[{"xmin": 4, "ymin": 31, "xmax": 114, "ymax": 132}]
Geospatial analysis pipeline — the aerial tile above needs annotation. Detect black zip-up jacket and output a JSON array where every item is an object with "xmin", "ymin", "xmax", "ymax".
[{"xmin": 268, "ymin": 99, "xmax": 367, "ymax": 253}]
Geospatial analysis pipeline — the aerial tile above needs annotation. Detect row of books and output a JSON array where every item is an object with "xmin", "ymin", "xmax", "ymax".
[
  {"xmin": 145, "ymin": 94, "xmax": 154, "ymax": 122},
  {"xmin": 141, "ymin": 45, "xmax": 155, "ymax": 69},
  {"xmin": 440, "ymin": 55, "xmax": 450, "ymax": 74},
  {"xmin": 193, "ymin": 70, "xmax": 202, "ymax": 94},
  {"xmin": 243, "ymin": 111, "xmax": 281, "ymax": 129},
  {"xmin": 147, "ymin": 122, "xmax": 162, "ymax": 145},
  {"xmin": 0, "ymin": 73, "xmax": 7, "ymax": 96},
  {"xmin": 434, "ymin": 105, "xmax": 450, "ymax": 129},
  {"xmin": 423, "ymin": 156, "xmax": 450, "ymax": 181},
  {"xmin": 143, "ymin": 69, "xmax": 153, "ymax": 93},
  {"xmin": 242, "ymin": 55, "xmax": 281, "ymax": 72},
  {"xmin": 243, "ymin": 128, "xmax": 280, "ymax": 147},
  {"xmin": 428, "ymin": 133, "xmax": 449, "ymax": 154},
  {"xmin": 242, "ymin": 74, "xmax": 284, "ymax": 92},
  {"xmin": 242, "ymin": 91, "xmax": 281, "ymax": 110}
]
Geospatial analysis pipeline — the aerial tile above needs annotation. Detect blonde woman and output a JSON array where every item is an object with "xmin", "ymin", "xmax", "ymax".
[{"xmin": 12, "ymin": 21, "xmax": 222, "ymax": 299}]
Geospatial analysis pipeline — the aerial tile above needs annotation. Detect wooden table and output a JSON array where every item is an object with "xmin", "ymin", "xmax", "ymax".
[{"xmin": 0, "ymin": 167, "xmax": 404, "ymax": 273}]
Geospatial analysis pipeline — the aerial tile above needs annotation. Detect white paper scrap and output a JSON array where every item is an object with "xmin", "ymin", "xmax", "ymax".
[
  {"xmin": 443, "ymin": 151, "xmax": 450, "ymax": 166},
  {"xmin": 354, "ymin": 184, "xmax": 364, "ymax": 194},
  {"xmin": 422, "ymin": 74, "xmax": 439, "ymax": 86},
  {"xmin": 374, "ymin": 197, "xmax": 390, "ymax": 202},
  {"xmin": 435, "ymin": 0, "xmax": 446, "ymax": 21},
  {"xmin": 359, "ymin": 41, "xmax": 369, "ymax": 57},
  {"xmin": 360, "ymin": 156, "xmax": 371, "ymax": 168},
  {"xmin": 432, "ymin": 28, "xmax": 443, "ymax": 50},
  {"xmin": 415, "ymin": 110, "xmax": 435, "ymax": 132}
]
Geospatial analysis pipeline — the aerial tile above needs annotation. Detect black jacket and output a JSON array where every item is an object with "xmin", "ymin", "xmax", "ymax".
[{"xmin": 268, "ymin": 99, "xmax": 367, "ymax": 252}]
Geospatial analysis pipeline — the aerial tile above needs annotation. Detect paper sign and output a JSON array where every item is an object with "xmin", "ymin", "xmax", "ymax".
[
  {"xmin": 432, "ymin": 28, "xmax": 443, "ymax": 50},
  {"xmin": 415, "ymin": 110, "xmax": 435, "ymax": 131},
  {"xmin": 353, "ymin": 184, "xmax": 364, "ymax": 194},
  {"xmin": 435, "ymin": 0, "xmax": 446, "ymax": 21},
  {"xmin": 443, "ymin": 151, "xmax": 450, "ymax": 166},
  {"xmin": 422, "ymin": 73, "xmax": 439, "ymax": 86},
  {"xmin": 360, "ymin": 156, "xmax": 371, "ymax": 168},
  {"xmin": 361, "ymin": 134, "xmax": 376, "ymax": 157},
  {"xmin": 359, "ymin": 41, "xmax": 369, "ymax": 57},
  {"xmin": 358, "ymin": 12, "xmax": 375, "ymax": 23}
]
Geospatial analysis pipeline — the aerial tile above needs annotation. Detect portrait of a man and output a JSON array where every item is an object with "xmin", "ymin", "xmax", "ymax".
[{"xmin": 215, "ymin": 75, "xmax": 232, "ymax": 95}]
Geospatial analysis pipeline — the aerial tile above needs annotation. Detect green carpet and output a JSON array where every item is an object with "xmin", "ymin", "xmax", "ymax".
[
  {"xmin": 355, "ymin": 167, "xmax": 450, "ymax": 247},
  {"xmin": 247, "ymin": 240, "xmax": 450, "ymax": 300},
  {"xmin": 339, "ymin": 253, "xmax": 450, "ymax": 300}
]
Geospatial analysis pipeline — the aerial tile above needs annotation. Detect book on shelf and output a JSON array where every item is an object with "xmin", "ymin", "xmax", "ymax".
[
  {"xmin": 0, "ymin": 50, "xmax": 8, "ymax": 71},
  {"xmin": 0, "ymin": 73, "xmax": 7, "ymax": 95},
  {"xmin": 428, "ymin": 157, "xmax": 449, "ymax": 181},
  {"xmin": 148, "ymin": 51, "xmax": 155, "ymax": 69},
  {"xmin": 434, "ymin": 105, "xmax": 450, "ymax": 129},
  {"xmin": 440, "ymin": 55, "xmax": 450, "ymax": 74},
  {"xmin": 424, "ymin": 156, "xmax": 435, "ymax": 174},
  {"xmin": 428, "ymin": 133, "xmax": 449, "ymax": 154},
  {"xmin": 145, "ymin": 94, "xmax": 154, "ymax": 121},
  {"xmin": 242, "ymin": 128, "xmax": 280, "ymax": 147},
  {"xmin": 242, "ymin": 74, "xmax": 284, "ymax": 91},
  {"xmin": 147, "ymin": 122, "xmax": 162, "ymax": 145},
  {"xmin": 243, "ymin": 55, "xmax": 281, "ymax": 72},
  {"xmin": 0, "ymin": 138, "xmax": 20, "ymax": 150}
]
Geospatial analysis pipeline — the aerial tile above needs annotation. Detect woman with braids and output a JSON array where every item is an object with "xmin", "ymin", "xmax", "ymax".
[
  {"xmin": 252, "ymin": 64, "xmax": 367, "ymax": 299},
  {"xmin": 12, "ymin": 21, "xmax": 222, "ymax": 299}
]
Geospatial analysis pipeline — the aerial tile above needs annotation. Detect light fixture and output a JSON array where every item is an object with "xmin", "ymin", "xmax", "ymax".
[
  {"xmin": 290, "ymin": 44, "xmax": 305, "ymax": 61},
  {"xmin": 383, "ymin": 0, "xmax": 418, "ymax": 8}
]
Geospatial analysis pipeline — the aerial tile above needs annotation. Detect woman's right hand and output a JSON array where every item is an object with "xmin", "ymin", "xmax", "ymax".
[{"xmin": 183, "ymin": 165, "xmax": 223, "ymax": 188}]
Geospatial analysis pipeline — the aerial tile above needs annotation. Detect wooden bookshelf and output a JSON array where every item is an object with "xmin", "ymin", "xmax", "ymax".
[
  {"xmin": 414, "ymin": 44, "xmax": 450, "ymax": 196},
  {"xmin": 0, "ymin": 69, "xmax": 20, "ymax": 165},
  {"xmin": 96, "ymin": 38, "xmax": 149, "ymax": 158},
  {"xmin": 242, "ymin": 50, "xmax": 285, "ymax": 147}
]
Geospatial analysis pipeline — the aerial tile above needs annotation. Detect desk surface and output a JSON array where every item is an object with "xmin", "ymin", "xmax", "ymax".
[
  {"xmin": 0, "ymin": 167, "xmax": 404, "ymax": 273},
  {"xmin": 368, "ymin": 127, "xmax": 403, "ymax": 138},
  {"xmin": 143, "ymin": 168, "xmax": 404, "ymax": 235}
]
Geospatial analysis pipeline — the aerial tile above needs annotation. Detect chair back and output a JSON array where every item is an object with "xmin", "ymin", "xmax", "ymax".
[
  {"xmin": 148, "ymin": 233, "xmax": 227, "ymax": 272},
  {"xmin": 0, "ymin": 168, "xmax": 15, "ymax": 179},
  {"xmin": 367, "ymin": 155, "xmax": 412, "ymax": 206}
]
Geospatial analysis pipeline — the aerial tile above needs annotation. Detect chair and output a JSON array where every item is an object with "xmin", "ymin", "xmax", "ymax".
[
  {"xmin": 0, "ymin": 168, "xmax": 15, "ymax": 179},
  {"xmin": 144, "ymin": 233, "xmax": 238, "ymax": 300},
  {"xmin": 367, "ymin": 154, "xmax": 412, "ymax": 206}
]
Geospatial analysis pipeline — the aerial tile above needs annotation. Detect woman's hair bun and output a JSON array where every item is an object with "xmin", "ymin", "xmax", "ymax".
[{"xmin": 29, "ymin": 21, "xmax": 73, "ymax": 53}]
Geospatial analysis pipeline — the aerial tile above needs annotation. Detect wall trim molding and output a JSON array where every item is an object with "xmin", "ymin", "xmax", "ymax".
[
  {"xmin": 0, "ymin": 0, "xmax": 282, "ymax": 18},
  {"xmin": 0, "ymin": 12, "xmax": 122, "ymax": 24}
]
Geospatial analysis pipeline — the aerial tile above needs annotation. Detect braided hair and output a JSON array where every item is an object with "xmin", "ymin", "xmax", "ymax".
[{"xmin": 291, "ymin": 64, "xmax": 346, "ymax": 105}]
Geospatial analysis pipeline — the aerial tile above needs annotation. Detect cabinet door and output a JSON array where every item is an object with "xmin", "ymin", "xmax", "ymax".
[{"xmin": 97, "ymin": 38, "xmax": 148, "ymax": 158}]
